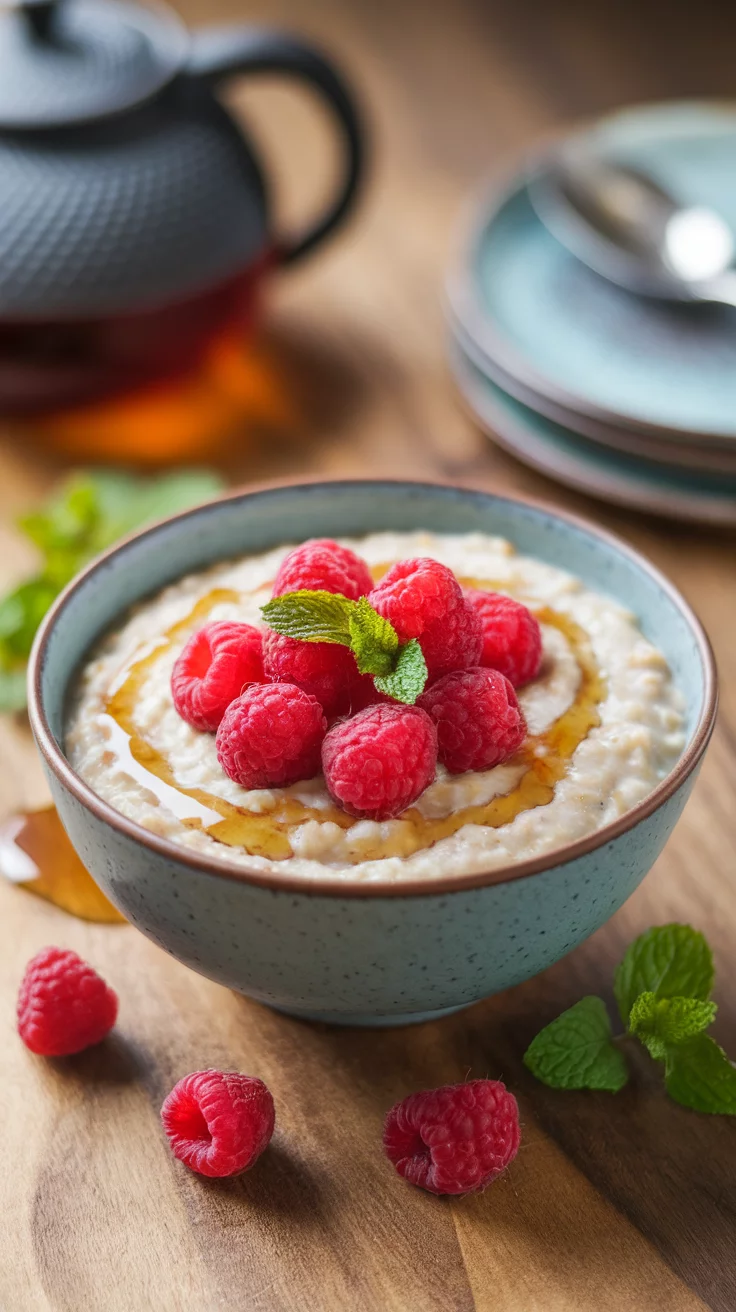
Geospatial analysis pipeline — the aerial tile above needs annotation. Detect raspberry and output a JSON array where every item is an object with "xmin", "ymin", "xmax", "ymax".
[
  {"xmin": 322, "ymin": 703, "xmax": 437, "ymax": 820},
  {"xmin": 370, "ymin": 559, "xmax": 482, "ymax": 679},
  {"xmin": 216, "ymin": 682, "xmax": 326, "ymax": 788},
  {"xmin": 263, "ymin": 630, "xmax": 373, "ymax": 717},
  {"xmin": 420, "ymin": 597, "xmax": 483, "ymax": 680},
  {"xmin": 17, "ymin": 947, "xmax": 118, "ymax": 1057},
  {"xmin": 369, "ymin": 558, "xmax": 462, "ymax": 639},
  {"xmin": 345, "ymin": 677, "xmax": 394, "ymax": 713},
  {"xmin": 383, "ymin": 1079, "xmax": 520, "ymax": 1196},
  {"xmin": 419, "ymin": 668, "xmax": 526, "ymax": 773},
  {"xmin": 464, "ymin": 589, "xmax": 542, "ymax": 687},
  {"xmin": 273, "ymin": 539, "xmax": 373, "ymax": 601},
  {"xmin": 161, "ymin": 1070, "xmax": 275, "ymax": 1178},
  {"xmin": 172, "ymin": 621, "xmax": 265, "ymax": 732}
]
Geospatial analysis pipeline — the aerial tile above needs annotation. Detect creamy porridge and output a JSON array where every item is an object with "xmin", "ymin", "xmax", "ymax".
[{"xmin": 66, "ymin": 531, "xmax": 686, "ymax": 882}]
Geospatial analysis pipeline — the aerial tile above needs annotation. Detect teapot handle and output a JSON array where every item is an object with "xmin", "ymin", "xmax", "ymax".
[{"xmin": 188, "ymin": 28, "xmax": 364, "ymax": 265}]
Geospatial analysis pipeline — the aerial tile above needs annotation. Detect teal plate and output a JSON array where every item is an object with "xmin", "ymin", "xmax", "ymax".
[
  {"xmin": 451, "ymin": 312, "xmax": 736, "ymax": 475},
  {"xmin": 448, "ymin": 102, "xmax": 736, "ymax": 442},
  {"xmin": 450, "ymin": 335, "xmax": 736, "ymax": 525}
]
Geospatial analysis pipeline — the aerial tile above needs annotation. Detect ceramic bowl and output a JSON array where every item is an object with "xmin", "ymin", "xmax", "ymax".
[{"xmin": 28, "ymin": 481, "xmax": 717, "ymax": 1026}]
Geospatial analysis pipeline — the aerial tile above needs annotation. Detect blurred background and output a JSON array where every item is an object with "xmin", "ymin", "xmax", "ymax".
[{"xmin": 4, "ymin": 0, "xmax": 736, "ymax": 481}]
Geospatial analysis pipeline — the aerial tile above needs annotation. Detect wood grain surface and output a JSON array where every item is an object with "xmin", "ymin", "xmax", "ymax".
[{"xmin": 2, "ymin": 0, "xmax": 736, "ymax": 1308}]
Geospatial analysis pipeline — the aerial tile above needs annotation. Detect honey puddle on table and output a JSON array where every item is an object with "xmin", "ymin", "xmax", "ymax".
[
  {"xmin": 102, "ymin": 580, "xmax": 606, "ymax": 866},
  {"xmin": 0, "ymin": 806, "xmax": 125, "ymax": 923}
]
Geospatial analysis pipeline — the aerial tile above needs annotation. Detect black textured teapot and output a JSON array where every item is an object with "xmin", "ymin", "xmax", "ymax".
[{"xmin": 0, "ymin": 0, "xmax": 363, "ymax": 414}]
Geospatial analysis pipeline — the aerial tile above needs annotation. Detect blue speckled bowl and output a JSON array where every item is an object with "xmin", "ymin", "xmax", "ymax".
[{"xmin": 28, "ymin": 481, "xmax": 717, "ymax": 1026}]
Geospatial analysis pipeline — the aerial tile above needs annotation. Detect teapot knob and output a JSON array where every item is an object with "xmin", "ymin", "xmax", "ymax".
[
  {"xmin": 0, "ymin": 0, "xmax": 187, "ymax": 128},
  {"xmin": 20, "ymin": 0, "xmax": 59, "ymax": 41}
]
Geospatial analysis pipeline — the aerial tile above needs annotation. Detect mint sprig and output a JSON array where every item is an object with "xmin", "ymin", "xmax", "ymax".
[
  {"xmin": 0, "ymin": 469, "xmax": 224, "ymax": 713},
  {"xmin": 261, "ymin": 589, "xmax": 428, "ymax": 705},
  {"xmin": 628, "ymin": 993, "xmax": 716, "ymax": 1061},
  {"xmin": 374, "ymin": 639, "xmax": 427, "ymax": 702},
  {"xmin": 523, "ymin": 996, "xmax": 629, "ymax": 1093},
  {"xmin": 259, "ymin": 590, "xmax": 353, "ymax": 646},
  {"xmin": 347, "ymin": 596, "xmax": 399, "ymax": 677},
  {"xmin": 523, "ymin": 924, "xmax": 734, "ymax": 1115},
  {"xmin": 665, "ymin": 1034, "xmax": 736, "ymax": 1114},
  {"xmin": 614, "ymin": 923, "xmax": 714, "ymax": 1025}
]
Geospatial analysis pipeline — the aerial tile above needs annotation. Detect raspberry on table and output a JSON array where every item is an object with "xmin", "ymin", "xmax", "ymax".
[
  {"xmin": 370, "ymin": 558, "xmax": 482, "ymax": 679},
  {"xmin": 216, "ymin": 682, "xmax": 327, "ymax": 788},
  {"xmin": 464, "ymin": 589, "xmax": 542, "ymax": 687},
  {"xmin": 161, "ymin": 1070, "xmax": 275, "ymax": 1178},
  {"xmin": 419, "ymin": 667, "xmax": 526, "ymax": 773},
  {"xmin": 263, "ymin": 630, "xmax": 373, "ymax": 718},
  {"xmin": 171, "ymin": 621, "xmax": 265, "ymax": 732},
  {"xmin": 272, "ymin": 538, "xmax": 373, "ymax": 601},
  {"xmin": 17, "ymin": 947, "xmax": 118, "ymax": 1057},
  {"xmin": 322, "ymin": 703, "xmax": 437, "ymax": 820},
  {"xmin": 383, "ymin": 1079, "xmax": 520, "ymax": 1196}
]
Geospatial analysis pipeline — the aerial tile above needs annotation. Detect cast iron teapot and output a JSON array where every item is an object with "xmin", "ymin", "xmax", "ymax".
[{"xmin": 0, "ymin": 0, "xmax": 364, "ymax": 412}]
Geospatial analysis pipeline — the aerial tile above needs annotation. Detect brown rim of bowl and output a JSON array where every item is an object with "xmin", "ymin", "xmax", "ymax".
[
  {"xmin": 445, "ymin": 117, "xmax": 736, "ymax": 448},
  {"xmin": 28, "ymin": 477, "xmax": 718, "ymax": 901}
]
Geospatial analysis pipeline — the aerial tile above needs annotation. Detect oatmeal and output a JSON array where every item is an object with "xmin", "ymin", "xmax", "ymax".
[{"xmin": 66, "ymin": 532, "xmax": 686, "ymax": 882}]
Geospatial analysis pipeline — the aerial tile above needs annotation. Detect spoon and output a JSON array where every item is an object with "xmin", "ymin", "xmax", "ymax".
[{"xmin": 528, "ymin": 150, "xmax": 736, "ymax": 307}]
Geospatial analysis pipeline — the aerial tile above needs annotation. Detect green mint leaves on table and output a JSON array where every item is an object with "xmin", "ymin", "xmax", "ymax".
[
  {"xmin": 0, "ymin": 468, "xmax": 224, "ymax": 713},
  {"xmin": 523, "ymin": 924, "xmax": 736, "ymax": 1115},
  {"xmin": 628, "ymin": 993, "xmax": 716, "ymax": 1061},
  {"xmin": 614, "ymin": 921, "xmax": 715, "ymax": 1024},
  {"xmin": 261, "ymin": 589, "xmax": 428, "ymax": 705},
  {"xmin": 523, "ymin": 996, "xmax": 629, "ymax": 1093},
  {"xmin": 664, "ymin": 1034, "xmax": 736, "ymax": 1115}
]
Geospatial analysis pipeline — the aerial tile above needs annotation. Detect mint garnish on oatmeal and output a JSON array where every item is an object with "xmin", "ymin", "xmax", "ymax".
[
  {"xmin": 524, "ymin": 924, "xmax": 736, "ymax": 1114},
  {"xmin": 261, "ymin": 589, "xmax": 428, "ymax": 704}
]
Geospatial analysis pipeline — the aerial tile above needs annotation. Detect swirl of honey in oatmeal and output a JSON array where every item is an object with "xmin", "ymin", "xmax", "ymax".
[{"xmin": 100, "ymin": 567, "xmax": 606, "ymax": 865}]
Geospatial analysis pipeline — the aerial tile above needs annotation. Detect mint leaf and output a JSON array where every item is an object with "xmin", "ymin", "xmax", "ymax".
[
  {"xmin": 614, "ymin": 925, "xmax": 714, "ymax": 1025},
  {"xmin": 90, "ymin": 469, "xmax": 223, "ymax": 548},
  {"xmin": 0, "ymin": 666, "xmax": 28, "ymax": 712},
  {"xmin": 0, "ymin": 579, "xmax": 60, "ymax": 660},
  {"xmin": 629, "ymin": 992, "xmax": 717, "ymax": 1061},
  {"xmin": 348, "ymin": 596, "xmax": 398, "ymax": 677},
  {"xmin": 19, "ymin": 478, "xmax": 98, "ymax": 555},
  {"xmin": 261, "ymin": 589, "xmax": 428, "ymax": 704},
  {"xmin": 21, "ymin": 469, "xmax": 223, "ymax": 559},
  {"xmin": 374, "ymin": 639, "xmax": 428, "ymax": 705},
  {"xmin": 665, "ymin": 1034, "xmax": 736, "ymax": 1114},
  {"xmin": 0, "ymin": 468, "xmax": 224, "ymax": 713},
  {"xmin": 523, "ymin": 996, "xmax": 629, "ymax": 1092},
  {"xmin": 261, "ymin": 590, "xmax": 354, "ymax": 644}
]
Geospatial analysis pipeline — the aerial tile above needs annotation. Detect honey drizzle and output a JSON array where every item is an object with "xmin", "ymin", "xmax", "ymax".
[{"xmin": 102, "ymin": 575, "xmax": 606, "ymax": 865}]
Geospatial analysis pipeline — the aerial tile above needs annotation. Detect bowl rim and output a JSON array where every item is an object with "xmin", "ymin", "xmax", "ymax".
[{"xmin": 28, "ymin": 477, "xmax": 719, "ymax": 900}]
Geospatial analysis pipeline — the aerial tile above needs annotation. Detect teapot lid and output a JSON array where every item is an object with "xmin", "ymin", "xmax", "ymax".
[{"xmin": 0, "ymin": 0, "xmax": 189, "ymax": 128}]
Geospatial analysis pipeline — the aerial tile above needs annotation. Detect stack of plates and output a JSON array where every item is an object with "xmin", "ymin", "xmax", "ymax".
[{"xmin": 446, "ymin": 102, "xmax": 736, "ymax": 525}]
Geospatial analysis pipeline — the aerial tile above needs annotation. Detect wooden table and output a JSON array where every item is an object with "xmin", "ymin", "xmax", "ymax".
[{"xmin": 2, "ymin": 1, "xmax": 736, "ymax": 1308}]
